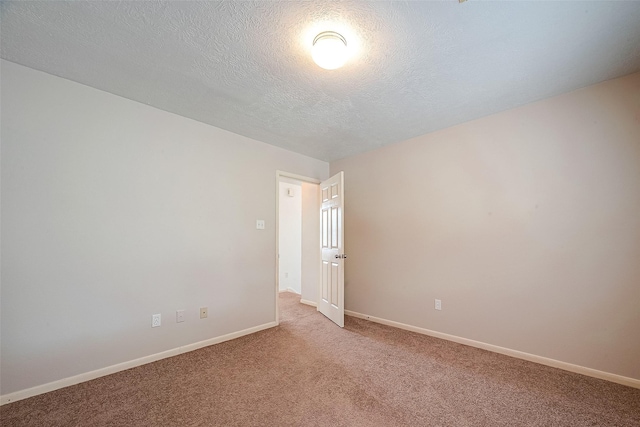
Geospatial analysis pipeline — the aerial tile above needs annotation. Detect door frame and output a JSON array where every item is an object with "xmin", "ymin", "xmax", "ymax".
[{"xmin": 275, "ymin": 171, "xmax": 321, "ymax": 325}]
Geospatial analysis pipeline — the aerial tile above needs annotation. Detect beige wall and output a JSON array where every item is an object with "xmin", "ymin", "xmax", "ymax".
[
  {"xmin": 301, "ymin": 181, "xmax": 320, "ymax": 303},
  {"xmin": 331, "ymin": 72, "xmax": 640, "ymax": 380},
  {"xmin": 0, "ymin": 60, "xmax": 328, "ymax": 396}
]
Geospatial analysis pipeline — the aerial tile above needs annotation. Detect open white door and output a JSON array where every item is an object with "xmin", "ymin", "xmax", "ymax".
[{"xmin": 318, "ymin": 172, "xmax": 345, "ymax": 327}]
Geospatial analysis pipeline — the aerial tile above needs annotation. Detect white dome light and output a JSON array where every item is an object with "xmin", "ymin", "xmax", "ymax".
[{"xmin": 312, "ymin": 31, "xmax": 348, "ymax": 70}]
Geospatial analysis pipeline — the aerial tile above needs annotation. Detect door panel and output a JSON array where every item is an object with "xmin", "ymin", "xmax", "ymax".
[{"xmin": 318, "ymin": 172, "xmax": 344, "ymax": 327}]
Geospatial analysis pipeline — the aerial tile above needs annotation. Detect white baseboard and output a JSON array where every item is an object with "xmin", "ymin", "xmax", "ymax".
[
  {"xmin": 300, "ymin": 299, "xmax": 317, "ymax": 307},
  {"xmin": 345, "ymin": 310, "xmax": 640, "ymax": 389},
  {"xmin": 0, "ymin": 321, "xmax": 277, "ymax": 405},
  {"xmin": 279, "ymin": 288, "xmax": 301, "ymax": 295}
]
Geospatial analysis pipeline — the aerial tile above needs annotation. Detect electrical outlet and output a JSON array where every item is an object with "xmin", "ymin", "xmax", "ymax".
[
  {"xmin": 435, "ymin": 299, "xmax": 442, "ymax": 311},
  {"xmin": 285, "ymin": 272, "xmax": 288, "ymax": 278},
  {"xmin": 200, "ymin": 307, "xmax": 208, "ymax": 319},
  {"xmin": 152, "ymin": 313, "xmax": 161, "ymax": 327},
  {"xmin": 176, "ymin": 310, "xmax": 185, "ymax": 323},
  {"xmin": 256, "ymin": 220, "xmax": 265, "ymax": 230}
]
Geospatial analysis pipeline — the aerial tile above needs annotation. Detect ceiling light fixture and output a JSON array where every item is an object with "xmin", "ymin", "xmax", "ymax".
[{"xmin": 312, "ymin": 31, "xmax": 348, "ymax": 70}]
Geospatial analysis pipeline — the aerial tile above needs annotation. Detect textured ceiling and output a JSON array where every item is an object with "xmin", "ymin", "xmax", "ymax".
[{"xmin": 2, "ymin": 1, "xmax": 640, "ymax": 162}]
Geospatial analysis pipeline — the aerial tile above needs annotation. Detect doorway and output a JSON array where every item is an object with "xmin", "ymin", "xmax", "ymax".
[
  {"xmin": 278, "ymin": 177, "xmax": 302, "ymax": 295},
  {"xmin": 275, "ymin": 171, "xmax": 321, "ymax": 325}
]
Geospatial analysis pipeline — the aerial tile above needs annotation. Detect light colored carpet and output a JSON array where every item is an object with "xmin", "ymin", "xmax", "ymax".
[{"xmin": 2, "ymin": 292, "xmax": 639, "ymax": 426}]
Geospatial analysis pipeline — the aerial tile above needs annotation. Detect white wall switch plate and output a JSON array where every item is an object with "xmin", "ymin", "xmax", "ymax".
[
  {"xmin": 200, "ymin": 307, "xmax": 208, "ymax": 319},
  {"xmin": 152, "ymin": 313, "xmax": 161, "ymax": 327},
  {"xmin": 176, "ymin": 310, "xmax": 185, "ymax": 323},
  {"xmin": 435, "ymin": 299, "xmax": 442, "ymax": 311},
  {"xmin": 256, "ymin": 220, "xmax": 265, "ymax": 230}
]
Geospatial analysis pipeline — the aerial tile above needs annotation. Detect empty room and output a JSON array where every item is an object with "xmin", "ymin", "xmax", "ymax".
[{"xmin": 1, "ymin": 1, "xmax": 639, "ymax": 426}]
